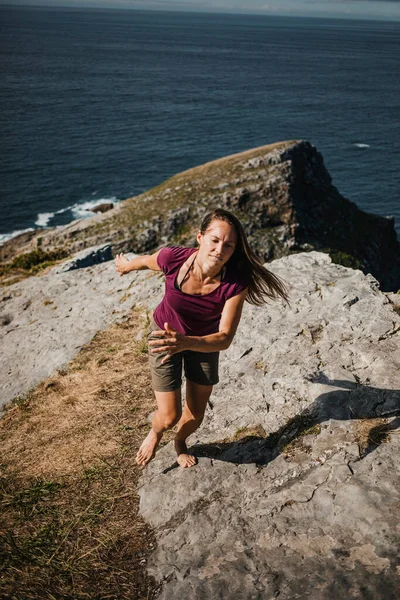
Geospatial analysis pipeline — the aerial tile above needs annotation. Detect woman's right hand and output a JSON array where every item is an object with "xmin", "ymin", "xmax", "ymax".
[{"xmin": 115, "ymin": 253, "xmax": 130, "ymax": 276}]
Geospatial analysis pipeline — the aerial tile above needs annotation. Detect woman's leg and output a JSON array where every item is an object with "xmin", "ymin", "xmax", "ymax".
[
  {"xmin": 136, "ymin": 388, "xmax": 182, "ymax": 467},
  {"xmin": 174, "ymin": 380, "xmax": 213, "ymax": 468}
]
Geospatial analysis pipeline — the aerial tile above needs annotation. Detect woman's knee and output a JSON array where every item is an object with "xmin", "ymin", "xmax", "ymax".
[
  {"xmin": 185, "ymin": 406, "xmax": 206, "ymax": 423},
  {"xmin": 158, "ymin": 410, "xmax": 181, "ymax": 430},
  {"xmin": 153, "ymin": 388, "xmax": 182, "ymax": 430}
]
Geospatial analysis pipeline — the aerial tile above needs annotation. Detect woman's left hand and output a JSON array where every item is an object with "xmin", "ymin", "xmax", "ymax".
[
  {"xmin": 148, "ymin": 322, "xmax": 188, "ymax": 364},
  {"xmin": 115, "ymin": 253, "xmax": 131, "ymax": 276}
]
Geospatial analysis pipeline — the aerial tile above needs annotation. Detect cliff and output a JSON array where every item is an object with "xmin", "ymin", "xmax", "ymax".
[{"xmin": 1, "ymin": 140, "xmax": 399, "ymax": 291}]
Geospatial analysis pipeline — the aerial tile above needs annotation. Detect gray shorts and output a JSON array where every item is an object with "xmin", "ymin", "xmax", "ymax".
[{"xmin": 147, "ymin": 318, "xmax": 219, "ymax": 392}]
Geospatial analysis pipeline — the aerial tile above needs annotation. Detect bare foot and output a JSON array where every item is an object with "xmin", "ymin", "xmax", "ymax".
[
  {"xmin": 136, "ymin": 429, "xmax": 162, "ymax": 467},
  {"xmin": 174, "ymin": 439, "xmax": 197, "ymax": 468}
]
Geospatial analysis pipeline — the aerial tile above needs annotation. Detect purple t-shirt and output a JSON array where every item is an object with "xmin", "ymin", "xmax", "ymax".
[{"xmin": 153, "ymin": 246, "xmax": 248, "ymax": 336}]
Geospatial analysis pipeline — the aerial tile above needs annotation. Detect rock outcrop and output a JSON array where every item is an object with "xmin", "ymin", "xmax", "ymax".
[
  {"xmin": 90, "ymin": 202, "xmax": 114, "ymax": 214},
  {"xmin": 1, "ymin": 140, "xmax": 399, "ymax": 291},
  {"xmin": 55, "ymin": 243, "xmax": 113, "ymax": 272}
]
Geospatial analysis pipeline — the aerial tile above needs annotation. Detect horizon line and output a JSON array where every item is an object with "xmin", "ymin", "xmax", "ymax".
[{"xmin": 1, "ymin": 2, "xmax": 400, "ymax": 24}]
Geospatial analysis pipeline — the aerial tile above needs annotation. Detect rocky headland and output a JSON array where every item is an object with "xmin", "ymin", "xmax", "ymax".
[
  {"xmin": 1, "ymin": 141, "xmax": 399, "ymax": 598},
  {"xmin": 1, "ymin": 140, "xmax": 399, "ymax": 291}
]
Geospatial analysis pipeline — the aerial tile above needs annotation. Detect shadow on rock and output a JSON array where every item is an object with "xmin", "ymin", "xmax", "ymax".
[{"xmin": 183, "ymin": 375, "xmax": 400, "ymax": 469}]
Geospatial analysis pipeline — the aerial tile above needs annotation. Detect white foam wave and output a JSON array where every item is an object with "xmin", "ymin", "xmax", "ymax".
[
  {"xmin": 35, "ymin": 212, "xmax": 55, "ymax": 227},
  {"xmin": 353, "ymin": 143, "xmax": 370, "ymax": 148},
  {"xmin": 55, "ymin": 206, "xmax": 70, "ymax": 215},
  {"xmin": 1, "ymin": 196, "xmax": 118, "ymax": 248},
  {"xmin": 0, "ymin": 228, "xmax": 35, "ymax": 246},
  {"xmin": 37, "ymin": 197, "xmax": 118, "ymax": 221},
  {"xmin": 71, "ymin": 197, "xmax": 117, "ymax": 218}
]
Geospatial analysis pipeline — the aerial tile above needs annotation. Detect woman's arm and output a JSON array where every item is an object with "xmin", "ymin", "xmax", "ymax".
[
  {"xmin": 115, "ymin": 249, "xmax": 162, "ymax": 276},
  {"xmin": 149, "ymin": 288, "xmax": 248, "ymax": 363}
]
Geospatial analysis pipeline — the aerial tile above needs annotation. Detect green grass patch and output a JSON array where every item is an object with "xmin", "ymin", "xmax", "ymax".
[
  {"xmin": 11, "ymin": 249, "xmax": 69, "ymax": 271},
  {"xmin": 0, "ymin": 459, "xmax": 159, "ymax": 599},
  {"xmin": 0, "ymin": 248, "xmax": 70, "ymax": 282},
  {"xmin": 321, "ymin": 248, "xmax": 361, "ymax": 270},
  {"xmin": 1, "ymin": 479, "xmax": 64, "ymax": 516}
]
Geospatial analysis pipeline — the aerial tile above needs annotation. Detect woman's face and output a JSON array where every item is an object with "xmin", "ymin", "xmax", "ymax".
[{"xmin": 197, "ymin": 219, "xmax": 237, "ymax": 267}]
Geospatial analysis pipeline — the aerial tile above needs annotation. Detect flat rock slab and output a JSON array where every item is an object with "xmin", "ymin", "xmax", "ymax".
[{"xmin": 138, "ymin": 252, "xmax": 400, "ymax": 599}]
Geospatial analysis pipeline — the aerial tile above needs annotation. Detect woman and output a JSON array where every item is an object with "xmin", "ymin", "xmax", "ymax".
[{"xmin": 115, "ymin": 209, "xmax": 289, "ymax": 469}]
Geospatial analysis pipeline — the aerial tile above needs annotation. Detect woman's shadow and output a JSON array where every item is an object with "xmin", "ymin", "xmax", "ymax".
[{"xmin": 163, "ymin": 373, "xmax": 400, "ymax": 473}]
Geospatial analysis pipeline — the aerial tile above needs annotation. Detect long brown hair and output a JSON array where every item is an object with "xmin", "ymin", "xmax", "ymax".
[{"xmin": 200, "ymin": 209, "xmax": 290, "ymax": 306}]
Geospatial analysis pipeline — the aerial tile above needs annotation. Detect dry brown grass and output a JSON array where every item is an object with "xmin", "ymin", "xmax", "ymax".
[
  {"xmin": 0, "ymin": 311, "xmax": 167, "ymax": 599},
  {"xmin": 353, "ymin": 417, "xmax": 392, "ymax": 457},
  {"xmin": 230, "ymin": 424, "xmax": 267, "ymax": 442},
  {"xmin": 172, "ymin": 140, "xmax": 295, "ymax": 179}
]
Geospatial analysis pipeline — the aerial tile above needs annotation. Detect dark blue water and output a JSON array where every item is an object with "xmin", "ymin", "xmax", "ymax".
[{"xmin": 1, "ymin": 6, "xmax": 399, "ymax": 243}]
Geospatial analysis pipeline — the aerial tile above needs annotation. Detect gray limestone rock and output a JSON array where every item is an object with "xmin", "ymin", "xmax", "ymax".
[
  {"xmin": 0, "ymin": 250, "xmax": 164, "ymax": 409},
  {"xmin": 56, "ymin": 243, "xmax": 113, "ymax": 272},
  {"xmin": 138, "ymin": 251, "xmax": 400, "ymax": 599}
]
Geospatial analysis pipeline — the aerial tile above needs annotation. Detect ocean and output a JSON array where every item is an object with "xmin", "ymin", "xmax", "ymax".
[{"xmin": 1, "ymin": 6, "xmax": 399, "ymax": 243}]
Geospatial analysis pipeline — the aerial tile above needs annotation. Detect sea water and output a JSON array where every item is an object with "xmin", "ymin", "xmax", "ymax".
[{"xmin": 1, "ymin": 6, "xmax": 399, "ymax": 242}]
